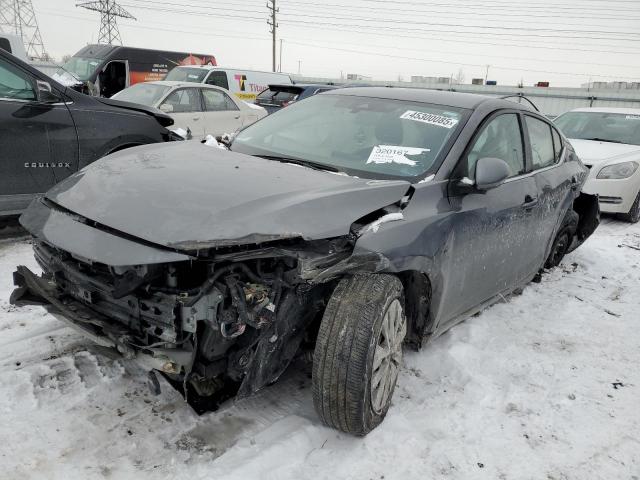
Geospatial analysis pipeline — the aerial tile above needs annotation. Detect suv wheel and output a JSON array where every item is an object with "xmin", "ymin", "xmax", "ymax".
[{"xmin": 312, "ymin": 274, "xmax": 406, "ymax": 435}]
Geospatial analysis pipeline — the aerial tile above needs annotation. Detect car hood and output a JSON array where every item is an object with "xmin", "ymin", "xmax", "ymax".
[
  {"xmin": 96, "ymin": 97, "xmax": 174, "ymax": 127},
  {"xmin": 44, "ymin": 142, "xmax": 411, "ymax": 250},
  {"xmin": 569, "ymin": 138, "xmax": 640, "ymax": 166}
]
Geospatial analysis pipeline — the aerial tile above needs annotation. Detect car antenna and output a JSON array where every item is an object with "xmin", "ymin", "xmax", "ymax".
[{"xmin": 499, "ymin": 94, "xmax": 540, "ymax": 112}]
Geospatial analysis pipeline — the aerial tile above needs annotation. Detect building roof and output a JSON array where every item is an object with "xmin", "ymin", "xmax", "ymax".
[{"xmin": 569, "ymin": 107, "xmax": 640, "ymax": 115}]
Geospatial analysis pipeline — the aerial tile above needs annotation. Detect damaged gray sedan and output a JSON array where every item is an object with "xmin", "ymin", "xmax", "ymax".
[{"xmin": 11, "ymin": 88, "xmax": 599, "ymax": 435}]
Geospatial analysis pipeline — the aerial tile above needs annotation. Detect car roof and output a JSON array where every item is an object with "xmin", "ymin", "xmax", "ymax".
[
  {"xmin": 327, "ymin": 86, "xmax": 528, "ymax": 110},
  {"xmin": 265, "ymin": 83, "xmax": 336, "ymax": 91},
  {"xmin": 170, "ymin": 65, "xmax": 290, "ymax": 75},
  {"xmin": 568, "ymin": 107, "xmax": 640, "ymax": 115},
  {"xmin": 142, "ymin": 80, "xmax": 226, "ymax": 90}
]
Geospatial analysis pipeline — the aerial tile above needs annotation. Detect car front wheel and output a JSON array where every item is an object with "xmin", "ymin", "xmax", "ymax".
[{"xmin": 312, "ymin": 274, "xmax": 406, "ymax": 436}]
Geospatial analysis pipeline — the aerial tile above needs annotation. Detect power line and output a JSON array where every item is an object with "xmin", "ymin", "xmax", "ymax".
[
  {"xmin": 348, "ymin": 0, "xmax": 640, "ymax": 13},
  {"xmin": 277, "ymin": 18, "xmax": 640, "ymax": 42},
  {"xmin": 117, "ymin": 2, "xmax": 640, "ymax": 43},
  {"xmin": 277, "ymin": 0, "xmax": 640, "ymax": 20},
  {"xmin": 276, "ymin": 11, "xmax": 640, "ymax": 37},
  {"xmin": 40, "ymin": 9, "xmax": 270, "ymax": 43},
  {"xmin": 293, "ymin": 36, "xmax": 640, "ymax": 71}
]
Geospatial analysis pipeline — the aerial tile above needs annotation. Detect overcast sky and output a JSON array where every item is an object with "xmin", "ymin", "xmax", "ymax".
[{"xmin": 33, "ymin": 0, "xmax": 640, "ymax": 87}]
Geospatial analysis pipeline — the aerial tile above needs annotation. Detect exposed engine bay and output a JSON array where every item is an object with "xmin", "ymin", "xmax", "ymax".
[{"xmin": 12, "ymin": 236, "xmax": 355, "ymax": 407}]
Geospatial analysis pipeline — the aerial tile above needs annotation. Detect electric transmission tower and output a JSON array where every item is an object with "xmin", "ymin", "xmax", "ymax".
[
  {"xmin": 0, "ymin": 0, "xmax": 48, "ymax": 60},
  {"xmin": 76, "ymin": 0, "xmax": 136, "ymax": 45}
]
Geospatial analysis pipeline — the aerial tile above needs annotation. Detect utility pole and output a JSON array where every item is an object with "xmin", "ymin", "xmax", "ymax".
[
  {"xmin": 298, "ymin": 60, "xmax": 301, "ymax": 75},
  {"xmin": 278, "ymin": 38, "xmax": 283, "ymax": 72},
  {"xmin": 76, "ymin": 0, "xmax": 136, "ymax": 45},
  {"xmin": 484, "ymin": 64, "xmax": 490, "ymax": 85},
  {"xmin": 0, "ymin": 0, "xmax": 48, "ymax": 60},
  {"xmin": 267, "ymin": 0, "xmax": 278, "ymax": 72}
]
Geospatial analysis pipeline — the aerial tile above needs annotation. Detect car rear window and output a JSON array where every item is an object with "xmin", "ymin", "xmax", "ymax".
[
  {"xmin": 165, "ymin": 67, "xmax": 208, "ymax": 83},
  {"xmin": 112, "ymin": 83, "xmax": 172, "ymax": 107},
  {"xmin": 256, "ymin": 88, "xmax": 300, "ymax": 105}
]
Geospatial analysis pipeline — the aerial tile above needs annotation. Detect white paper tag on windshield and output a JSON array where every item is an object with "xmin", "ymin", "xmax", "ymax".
[
  {"xmin": 400, "ymin": 110, "xmax": 459, "ymax": 129},
  {"xmin": 625, "ymin": 115, "xmax": 640, "ymax": 120},
  {"xmin": 366, "ymin": 145, "xmax": 430, "ymax": 166}
]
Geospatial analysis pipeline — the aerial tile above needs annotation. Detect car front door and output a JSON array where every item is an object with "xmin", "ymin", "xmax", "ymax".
[
  {"xmin": 0, "ymin": 56, "xmax": 78, "ymax": 214},
  {"xmin": 159, "ymin": 87, "xmax": 204, "ymax": 140},
  {"xmin": 440, "ymin": 111, "xmax": 541, "ymax": 323},
  {"xmin": 200, "ymin": 88, "xmax": 244, "ymax": 137}
]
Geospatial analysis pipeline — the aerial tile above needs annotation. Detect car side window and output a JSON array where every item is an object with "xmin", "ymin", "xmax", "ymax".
[
  {"xmin": 465, "ymin": 113, "xmax": 525, "ymax": 179},
  {"xmin": 163, "ymin": 88, "xmax": 202, "ymax": 113},
  {"xmin": 0, "ymin": 59, "xmax": 36, "ymax": 101},
  {"xmin": 202, "ymin": 89, "xmax": 239, "ymax": 112},
  {"xmin": 205, "ymin": 71, "xmax": 229, "ymax": 90},
  {"xmin": 526, "ymin": 116, "xmax": 556, "ymax": 169},
  {"xmin": 551, "ymin": 127, "xmax": 563, "ymax": 162}
]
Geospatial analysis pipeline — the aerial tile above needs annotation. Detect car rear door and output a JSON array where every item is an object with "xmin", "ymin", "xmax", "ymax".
[
  {"xmin": 441, "ymin": 111, "xmax": 541, "ymax": 322},
  {"xmin": 160, "ymin": 87, "xmax": 204, "ymax": 139},
  {"xmin": 200, "ymin": 87, "xmax": 244, "ymax": 137},
  {"xmin": 0, "ymin": 55, "xmax": 78, "ymax": 214},
  {"xmin": 523, "ymin": 115, "xmax": 580, "ymax": 267}
]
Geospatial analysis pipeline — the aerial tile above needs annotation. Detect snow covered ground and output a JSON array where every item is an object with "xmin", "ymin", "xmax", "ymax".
[{"xmin": 0, "ymin": 218, "xmax": 638, "ymax": 480}]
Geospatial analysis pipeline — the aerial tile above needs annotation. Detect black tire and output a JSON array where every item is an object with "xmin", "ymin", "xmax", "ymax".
[
  {"xmin": 618, "ymin": 190, "xmax": 640, "ymax": 224},
  {"xmin": 545, "ymin": 228, "xmax": 571, "ymax": 269},
  {"xmin": 312, "ymin": 274, "xmax": 406, "ymax": 436}
]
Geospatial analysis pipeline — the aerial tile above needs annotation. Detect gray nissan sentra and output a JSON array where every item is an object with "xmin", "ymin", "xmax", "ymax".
[{"xmin": 11, "ymin": 88, "xmax": 599, "ymax": 435}]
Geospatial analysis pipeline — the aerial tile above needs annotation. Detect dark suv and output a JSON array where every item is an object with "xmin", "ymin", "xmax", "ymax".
[
  {"xmin": 0, "ymin": 49, "xmax": 179, "ymax": 217},
  {"xmin": 255, "ymin": 83, "xmax": 339, "ymax": 113}
]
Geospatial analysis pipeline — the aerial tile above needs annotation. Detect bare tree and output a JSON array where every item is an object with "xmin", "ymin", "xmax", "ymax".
[{"xmin": 454, "ymin": 68, "xmax": 466, "ymax": 85}]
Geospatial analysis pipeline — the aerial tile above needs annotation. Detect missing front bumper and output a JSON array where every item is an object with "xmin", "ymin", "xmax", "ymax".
[{"xmin": 10, "ymin": 266, "xmax": 191, "ymax": 374}]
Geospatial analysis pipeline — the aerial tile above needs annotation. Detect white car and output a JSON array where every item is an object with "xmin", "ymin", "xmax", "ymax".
[
  {"xmin": 555, "ymin": 107, "xmax": 640, "ymax": 223},
  {"xmin": 113, "ymin": 81, "xmax": 267, "ymax": 141}
]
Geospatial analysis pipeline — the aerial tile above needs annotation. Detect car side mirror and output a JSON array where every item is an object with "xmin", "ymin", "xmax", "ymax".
[
  {"xmin": 474, "ymin": 157, "xmax": 512, "ymax": 190},
  {"xmin": 159, "ymin": 104, "xmax": 173, "ymax": 113},
  {"xmin": 36, "ymin": 80, "xmax": 60, "ymax": 103}
]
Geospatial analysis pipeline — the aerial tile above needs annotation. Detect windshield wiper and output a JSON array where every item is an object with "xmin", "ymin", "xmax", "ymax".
[
  {"xmin": 256, "ymin": 155, "xmax": 340, "ymax": 172},
  {"xmin": 584, "ymin": 137, "xmax": 624, "ymax": 144}
]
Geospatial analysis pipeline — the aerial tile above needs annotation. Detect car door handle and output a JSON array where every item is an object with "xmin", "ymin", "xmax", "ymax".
[
  {"xmin": 234, "ymin": 115, "xmax": 241, "ymax": 119},
  {"xmin": 192, "ymin": 117, "xmax": 200, "ymax": 121},
  {"xmin": 523, "ymin": 195, "xmax": 538, "ymax": 209}
]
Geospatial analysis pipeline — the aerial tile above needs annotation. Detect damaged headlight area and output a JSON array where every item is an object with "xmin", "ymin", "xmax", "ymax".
[{"xmin": 11, "ymin": 237, "xmax": 359, "ymax": 406}]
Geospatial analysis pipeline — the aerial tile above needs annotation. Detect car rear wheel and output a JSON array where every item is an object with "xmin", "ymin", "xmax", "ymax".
[
  {"xmin": 545, "ymin": 229, "xmax": 571, "ymax": 269},
  {"xmin": 312, "ymin": 274, "xmax": 406, "ymax": 436},
  {"xmin": 618, "ymin": 190, "xmax": 640, "ymax": 224}
]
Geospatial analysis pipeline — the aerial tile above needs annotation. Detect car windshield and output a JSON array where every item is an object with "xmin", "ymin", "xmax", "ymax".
[
  {"xmin": 164, "ymin": 67, "xmax": 208, "ymax": 83},
  {"xmin": 112, "ymin": 83, "xmax": 172, "ymax": 107},
  {"xmin": 231, "ymin": 94, "xmax": 467, "ymax": 179},
  {"xmin": 555, "ymin": 112, "xmax": 640, "ymax": 146},
  {"xmin": 56, "ymin": 56, "xmax": 102, "ymax": 81}
]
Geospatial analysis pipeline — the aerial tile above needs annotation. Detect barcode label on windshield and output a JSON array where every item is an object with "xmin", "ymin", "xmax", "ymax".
[{"xmin": 400, "ymin": 110, "xmax": 459, "ymax": 129}]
